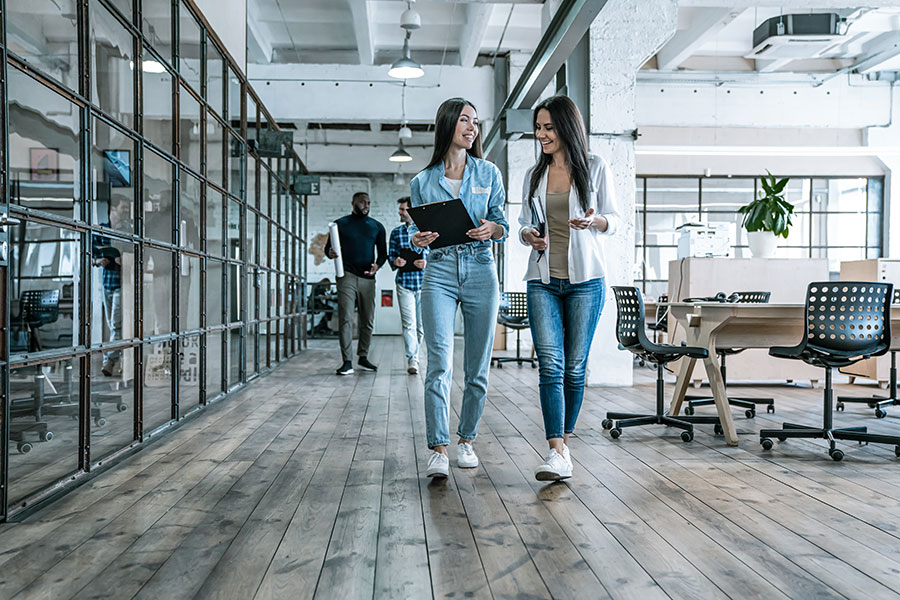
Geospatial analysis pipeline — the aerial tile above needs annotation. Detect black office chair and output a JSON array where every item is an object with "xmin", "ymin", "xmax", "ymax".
[
  {"xmin": 491, "ymin": 291, "xmax": 537, "ymax": 368},
  {"xmin": 760, "ymin": 281, "xmax": 900, "ymax": 461},
  {"xmin": 646, "ymin": 294, "xmax": 668, "ymax": 344},
  {"xmin": 602, "ymin": 287, "xmax": 722, "ymax": 442},
  {"xmin": 684, "ymin": 291, "xmax": 776, "ymax": 418},
  {"xmin": 11, "ymin": 289, "xmax": 60, "ymax": 352},
  {"xmin": 835, "ymin": 287, "xmax": 900, "ymax": 418}
]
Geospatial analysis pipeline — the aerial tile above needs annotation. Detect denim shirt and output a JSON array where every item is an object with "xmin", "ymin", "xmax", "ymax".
[{"xmin": 408, "ymin": 154, "xmax": 509, "ymax": 251}]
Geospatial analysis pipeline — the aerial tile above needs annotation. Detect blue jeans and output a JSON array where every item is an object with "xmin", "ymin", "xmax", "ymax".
[
  {"xmin": 397, "ymin": 284, "xmax": 423, "ymax": 361},
  {"xmin": 422, "ymin": 245, "xmax": 500, "ymax": 448},
  {"xmin": 527, "ymin": 277, "xmax": 605, "ymax": 440}
]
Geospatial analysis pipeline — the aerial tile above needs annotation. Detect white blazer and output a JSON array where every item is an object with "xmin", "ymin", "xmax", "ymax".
[{"xmin": 517, "ymin": 154, "xmax": 619, "ymax": 285}]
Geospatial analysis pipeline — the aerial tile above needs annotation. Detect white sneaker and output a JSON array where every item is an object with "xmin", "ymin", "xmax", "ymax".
[
  {"xmin": 562, "ymin": 443, "xmax": 570, "ymax": 462},
  {"xmin": 407, "ymin": 359, "xmax": 419, "ymax": 375},
  {"xmin": 457, "ymin": 442, "xmax": 479, "ymax": 468},
  {"xmin": 535, "ymin": 449, "xmax": 573, "ymax": 481},
  {"xmin": 425, "ymin": 451, "xmax": 449, "ymax": 478}
]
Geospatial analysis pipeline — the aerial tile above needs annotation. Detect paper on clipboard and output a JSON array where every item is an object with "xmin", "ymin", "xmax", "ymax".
[{"xmin": 328, "ymin": 222, "xmax": 344, "ymax": 278}]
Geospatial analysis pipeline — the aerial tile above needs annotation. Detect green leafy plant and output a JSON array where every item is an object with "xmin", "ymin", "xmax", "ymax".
[{"xmin": 737, "ymin": 171, "xmax": 794, "ymax": 238}]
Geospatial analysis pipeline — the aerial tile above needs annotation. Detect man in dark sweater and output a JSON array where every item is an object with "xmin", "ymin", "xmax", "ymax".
[{"xmin": 324, "ymin": 192, "xmax": 387, "ymax": 375}]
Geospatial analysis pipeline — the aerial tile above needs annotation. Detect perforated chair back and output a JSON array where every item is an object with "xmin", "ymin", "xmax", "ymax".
[
  {"xmin": 733, "ymin": 291, "xmax": 771, "ymax": 304},
  {"xmin": 893, "ymin": 288, "xmax": 900, "ymax": 305},
  {"xmin": 21, "ymin": 289, "xmax": 60, "ymax": 326},
  {"xmin": 612, "ymin": 286, "xmax": 651, "ymax": 351},
  {"xmin": 804, "ymin": 282, "xmax": 892, "ymax": 360},
  {"xmin": 498, "ymin": 291, "xmax": 529, "ymax": 328}
]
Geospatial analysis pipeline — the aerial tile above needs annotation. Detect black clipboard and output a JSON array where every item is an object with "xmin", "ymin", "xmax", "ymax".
[
  {"xmin": 407, "ymin": 198, "xmax": 478, "ymax": 249},
  {"xmin": 398, "ymin": 248, "xmax": 423, "ymax": 272}
]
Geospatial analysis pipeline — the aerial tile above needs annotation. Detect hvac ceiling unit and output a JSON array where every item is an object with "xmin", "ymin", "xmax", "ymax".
[{"xmin": 747, "ymin": 13, "xmax": 843, "ymax": 59}]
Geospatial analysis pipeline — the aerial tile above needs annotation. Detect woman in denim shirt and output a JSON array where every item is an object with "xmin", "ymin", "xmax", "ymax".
[
  {"xmin": 410, "ymin": 97, "xmax": 508, "ymax": 479},
  {"xmin": 519, "ymin": 95, "xmax": 619, "ymax": 481}
]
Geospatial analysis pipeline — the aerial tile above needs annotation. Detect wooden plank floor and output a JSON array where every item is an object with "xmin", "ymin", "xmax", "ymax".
[{"xmin": 3, "ymin": 336, "xmax": 900, "ymax": 600}]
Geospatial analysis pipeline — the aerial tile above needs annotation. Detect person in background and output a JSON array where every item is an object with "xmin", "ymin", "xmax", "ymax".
[
  {"xmin": 518, "ymin": 95, "xmax": 619, "ymax": 481},
  {"xmin": 325, "ymin": 192, "xmax": 387, "ymax": 376},
  {"xmin": 410, "ymin": 97, "xmax": 508, "ymax": 479},
  {"xmin": 388, "ymin": 196, "xmax": 428, "ymax": 375},
  {"xmin": 92, "ymin": 202, "xmax": 127, "ymax": 376}
]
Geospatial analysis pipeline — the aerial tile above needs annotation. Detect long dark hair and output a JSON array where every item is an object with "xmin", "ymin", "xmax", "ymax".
[
  {"xmin": 527, "ymin": 95, "xmax": 591, "ymax": 212},
  {"xmin": 424, "ymin": 97, "xmax": 483, "ymax": 171}
]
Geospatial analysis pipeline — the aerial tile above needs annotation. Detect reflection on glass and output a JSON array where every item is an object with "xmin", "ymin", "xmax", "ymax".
[
  {"xmin": 229, "ymin": 263, "xmax": 241, "ymax": 323},
  {"xmin": 270, "ymin": 273, "xmax": 280, "ymax": 317},
  {"xmin": 8, "ymin": 67, "xmax": 81, "ymax": 220},
  {"xmin": 91, "ymin": 0, "xmax": 135, "ymax": 128},
  {"xmin": 248, "ymin": 211, "xmax": 258, "ymax": 265},
  {"xmin": 229, "ymin": 328, "xmax": 241, "ymax": 387},
  {"xmin": 208, "ymin": 44, "xmax": 225, "ymax": 116},
  {"xmin": 812, "ymin": 178, "xmax": 868, "ymax": 212},
  {"xmin": 247, "ymin": 155, "xmax": 258, "ymax": 209},
  {"xmin": 142, "ymin": 0, "xmax": 173, "ymax": 60},
  {"xmin": 180, "ymin": 87, "xmax": 202, "ymax": 173},
  {"xmin": 143, "ymin": 341, "xmax": 173, "ymax": 431},
  {"xmin": 260, "ymin": 165, "xmax": 270, "ymax": 215},
  {"xmin": 208, "ymin": 260, "xmax": 224, "ymax": 326},
  {"xmin": 228, "ymin": 199, "xmax": 242, "ymax": 261},
  {"xmin": 206, "ymin": 332, "xmax": 223, "ymax": 400},
  {"xmin": 206, "ymin": 187, "xmax": 224, "ymax": 257},
  {"xmin": 180, "ymin": 254, "xmax": 201, "ymax": 331},
  {"xmin": 208, "ymin": 113, "xmax": 225, "ymax": 188},
  {"xmin": 91, "ymin": 349, "xmax": 135, "ymax": 461},
  {"xmin": 10, "ymin": 222, "xmax": 81, "ymax": 354},
  {"xmin": 180, "ymin": 171, "xmax": 201, "ymax": 251},
  {"xmin": 247, "ymin": 95, "xmax": 258, "ymax": 144},
  {"xmin": 269, "ymin": 320, "xmax": 278, "ymax": 364},
  {"xmin": 247, "ymin": 323, "xmax": 257, "ymax": 376},
  {"xmin": 227, "ymin": 67, "xmax": 241, "ymax": 124},
  {"xmin": 260, "ymin": 219, "xmax": 269, "ymax": 268},
  {"xmin": 179, "ymin": 2, "xmax": 203, "ymax": 93},
  {"xmin": 6, "ymin": 1, "xmax": 79, "ymax": 90},
  {"xmin": 179, "ymin": 336, "xmax": 201, "ymax": 417},
  {"xmin": 143, "ymin": 51, "xmax": 174, "ymax": 152},
  {"xmin": 229, "ymin": 133, "xmax": 244, "ymax": 197},
  {"xmin": 701, "ymin": 178, "xmax": 754, "ymax": 211},
  {"xmin": 92, "ymin": 118, "xmax": 136, "ymax": 233},
  {"xmin": 90, "ymin": 237, "xmax": 134, "ymax": 366},
  {"xmin": 249, "ymin": 267, "xmax": 258, "ymax": 322},
  {"xmin": 143, "ymin": 148, "xmax": 174, "ymax": 243},
  {"xmin": 813, "ymin": 212, "xmax": 866, "ymax": 248},
  {"xmin": 646, "ymin": 178, "xmax": 699, "ymax": 211},
  {"xmin": 260, "ymin": 271, "xmax": 269, "ymax": 320},
  {"xmin": 259, "ymin": 321, "xmax": 270, "ymax": 368},
  {"xmin": 145, "ymin": 247, "xmax": 173, "ymax": 335},
  {"xmin": 9, "ymin": 359, "xmax": 80, "ymax": 505}
]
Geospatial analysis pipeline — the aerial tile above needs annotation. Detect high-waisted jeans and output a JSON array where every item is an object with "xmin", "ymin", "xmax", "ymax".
[
  {"xmin": 422, "ymin": 245, "xmax": 500, "ymax": 448},
  {"xmin": 527, "ymin": 277, "xmax": 605, "ymax": 440}
]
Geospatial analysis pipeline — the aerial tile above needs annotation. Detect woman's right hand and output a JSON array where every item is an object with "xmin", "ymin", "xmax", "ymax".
[
  {"xmin": 412, "ymin": 231, "xmax": 439, "ymax": 248},
  {"xmin": 522, "ymin": 228, "xmax": 547, "ymax": 252}
]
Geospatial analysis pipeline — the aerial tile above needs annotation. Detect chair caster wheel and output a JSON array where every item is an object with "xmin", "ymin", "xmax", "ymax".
[
  {"xmin": 895, "ymin": 445, "xmax": 900, "ymax": 458},
  {"xmin": 745, "ymin": 409, "xmax": 756, "ymax": 418},
  {"xmin": 681, "ymin": 431, "xmax": 693, "ymax": 443},
  {"xmin": 714, "ymin": 424, "xmax": 723, "ymax": 435},
  {"xmin": 117, "ymin": 403, "xmax": 128, "ymax": 412},
  {"xmin": 17, "ymin": 442, "xmax": 33, "ymax": 454},
  {"xmin": 875, "ymin": 408, "xmax": 887, "ymax": 419},
  {"xmin": 829, "ymin": 449, "xmax": 844, "ymax": 462},
  {"xmin": 777, "ymin": 436, "xmax": 786, "ymax": 442},
  {"xmin": 40, "ymin": 431, "xmax": 53, "ymax": 442},
  {"xmin": 531, "ymin": 364, "xmax": 536, "ymax": 369},
  {"xmin": 761, "ymin": 438, "xmax": 774, "ymax": 451},
  {"xmin": 609, "ymin": 428, "xmax": 622, "ymax": 439},
  {"xmin": 684, "ymin": 406, "xmax": 695, "ymax": 416},
  {"xmin": 602, "ymin": 419, "xmax": 613, "ymax": 430},
  {"xmin": 836, "ymin": 402, "xmax": 845, "ymax": 412},
  {"xmin": 497, "ymin": 363, "xmax": 502, "ymax": 369},
  {"xmin": 94, "ymin": 417, "xmax": 107, "ymax": 427},
  {"xmin": 767, "ymin": 404, "xmax": 775, "ymax": 414}
]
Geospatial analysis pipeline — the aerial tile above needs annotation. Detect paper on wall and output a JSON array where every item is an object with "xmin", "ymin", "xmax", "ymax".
[{"xmin": 328, "ymin": 222, "xmax": 344, "ymax": 278}]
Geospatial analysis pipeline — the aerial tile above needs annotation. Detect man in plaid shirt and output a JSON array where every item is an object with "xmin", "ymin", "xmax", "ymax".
[
  {"xmin": 92, "ymin": 212, "xmax": 124, "ymax": 377},
  {"xmin": 389, "ymin": 197, "xmax": 428, "ymax": 374}
]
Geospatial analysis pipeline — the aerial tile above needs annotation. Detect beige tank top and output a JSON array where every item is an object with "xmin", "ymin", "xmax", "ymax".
[{"xmin": 547, "ymin": 190, "xmax": 570, "ymax": 280}]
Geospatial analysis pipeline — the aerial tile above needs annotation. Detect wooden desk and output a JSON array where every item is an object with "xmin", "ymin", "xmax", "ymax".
[{"xmin": 667, "ymin": 302, "xmax": 900, "ymax": 446}]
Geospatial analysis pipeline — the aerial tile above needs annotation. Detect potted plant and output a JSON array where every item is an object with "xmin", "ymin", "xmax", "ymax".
[{"xmin": 737, "ymin": 171, "xmax": 794, "ymax": 258}]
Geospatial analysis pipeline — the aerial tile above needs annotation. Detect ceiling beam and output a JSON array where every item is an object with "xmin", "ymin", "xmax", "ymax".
[
  {"xmin": 459, "ymin": 4, "xmax": 495, "ymax": 68},
  {"xmin": 678, "ymin": 0, "xmax": 900, "ymax": 6},
  {"xmin": 656, "ymin": 8, "xmax": 747, "ymax": 71},
  {"xmin": 348, "ymin": 0, "xmax": 375, "ymax": 66},
  {"xmin": 756, "ymin": 58, "xmax": 793, "ymax": 72},
  {"xmin": 246, "ymin": 1, "xmax": 272, "ymax": 64},
  {"xmin": 854, "ymin": 32, "xmax": 900, "ymax": 73}
]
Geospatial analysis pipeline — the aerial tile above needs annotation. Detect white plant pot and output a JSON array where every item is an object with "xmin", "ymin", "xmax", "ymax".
[{"xmin": 747, "ymin": 231, "xmax": 779, "ymax": 258}]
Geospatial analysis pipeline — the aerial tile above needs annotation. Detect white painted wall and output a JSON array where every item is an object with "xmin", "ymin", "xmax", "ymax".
[{"xmin": 194, "ymin": 0, "xmax": 247, "ymax": 72}]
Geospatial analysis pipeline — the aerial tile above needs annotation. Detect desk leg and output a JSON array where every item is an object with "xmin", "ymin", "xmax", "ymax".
[
  {"xmin": 704, "ymin": 332, "xmax": 738, "ymax": 446},
  {"xmin": 670, "ymin": 357, "xmax": 695, "ymax": 417}
]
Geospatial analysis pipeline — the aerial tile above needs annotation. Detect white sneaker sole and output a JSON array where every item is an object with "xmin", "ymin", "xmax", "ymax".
[
  {"xmin": 336, "ymin": 369, "xmax": 354, "ymax": 376},
  {"xmin": 426, "ymin": 468, "xmax": 448, "ymax": 478},
  {"xmin": 535, "ymin": 469, "xmax": 572, "ymax": 481},
  {"xmin": 407, "ymin": 366, "xmax": 418, "ymax": 374}
]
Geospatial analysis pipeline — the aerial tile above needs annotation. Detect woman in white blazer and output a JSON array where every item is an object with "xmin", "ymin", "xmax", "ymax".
[{"xmin": 518, "ymin": 95, "xmax": 620, "ymax": 481}]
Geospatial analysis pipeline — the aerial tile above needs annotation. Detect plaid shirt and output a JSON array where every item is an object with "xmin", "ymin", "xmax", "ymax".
[
  {"xmin": 389, "ymin": 224, "xmax": 428, "ymax": 292},
  {"xmin": 92, "ymin": 233, "xmax": 122, "ymax": 291}
]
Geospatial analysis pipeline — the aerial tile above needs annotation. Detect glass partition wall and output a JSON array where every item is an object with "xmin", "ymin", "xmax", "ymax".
[
  {"xmin": 635, "ymin": 175, "xmax": 884, "ymax": 299},
  {"xmin": 0, "ymin": 0, "xmax": 308, "ymax": 519}
]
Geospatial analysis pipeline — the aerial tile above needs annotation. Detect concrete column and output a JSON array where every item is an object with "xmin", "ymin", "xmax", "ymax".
[
  {"xmin": 586, "ymin": 0, "xmax": 677, "ymax": 387},
  {"xmin": 867, "ymin": 84, "xmax": 900, "ymax": 258}
]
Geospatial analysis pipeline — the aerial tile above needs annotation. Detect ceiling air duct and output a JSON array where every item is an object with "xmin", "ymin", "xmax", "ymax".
[{"xmin": 746, "ymin": 13, "xmax": 844, "ymax": 60}]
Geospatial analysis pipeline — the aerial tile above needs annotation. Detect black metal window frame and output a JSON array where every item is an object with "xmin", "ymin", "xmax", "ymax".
[{"xmin": 0, "ymin": 0, "xmax": 308, "ymax": 520}]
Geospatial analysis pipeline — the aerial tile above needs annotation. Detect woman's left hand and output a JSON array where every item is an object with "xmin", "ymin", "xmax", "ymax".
[
  {"xmin": 467, "ymin": 219, "xmax": 500, "ymax": 241},
  {"xmin": 568, "ymin": 208, "xmax": 596, "ymax": 230}
]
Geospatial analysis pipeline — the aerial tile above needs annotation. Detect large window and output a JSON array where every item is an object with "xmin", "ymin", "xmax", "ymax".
[
  {"xmin": 635, "ymin": 175, "xmax": 885, "ymax": 299},
  {"xmin": 1, "ymin": 1, "xmax": 308, "ymax": 519}
]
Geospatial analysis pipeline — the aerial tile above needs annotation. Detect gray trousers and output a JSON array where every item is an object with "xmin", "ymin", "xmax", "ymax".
[{"xmin": 336, "ymin": 272, "xmax": 376, "ymax": 362}]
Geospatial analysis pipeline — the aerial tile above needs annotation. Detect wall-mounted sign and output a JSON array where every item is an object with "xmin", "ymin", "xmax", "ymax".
[{"xmin": 293, "ymin": 174, "xmax": 320, "ymax": 196}]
